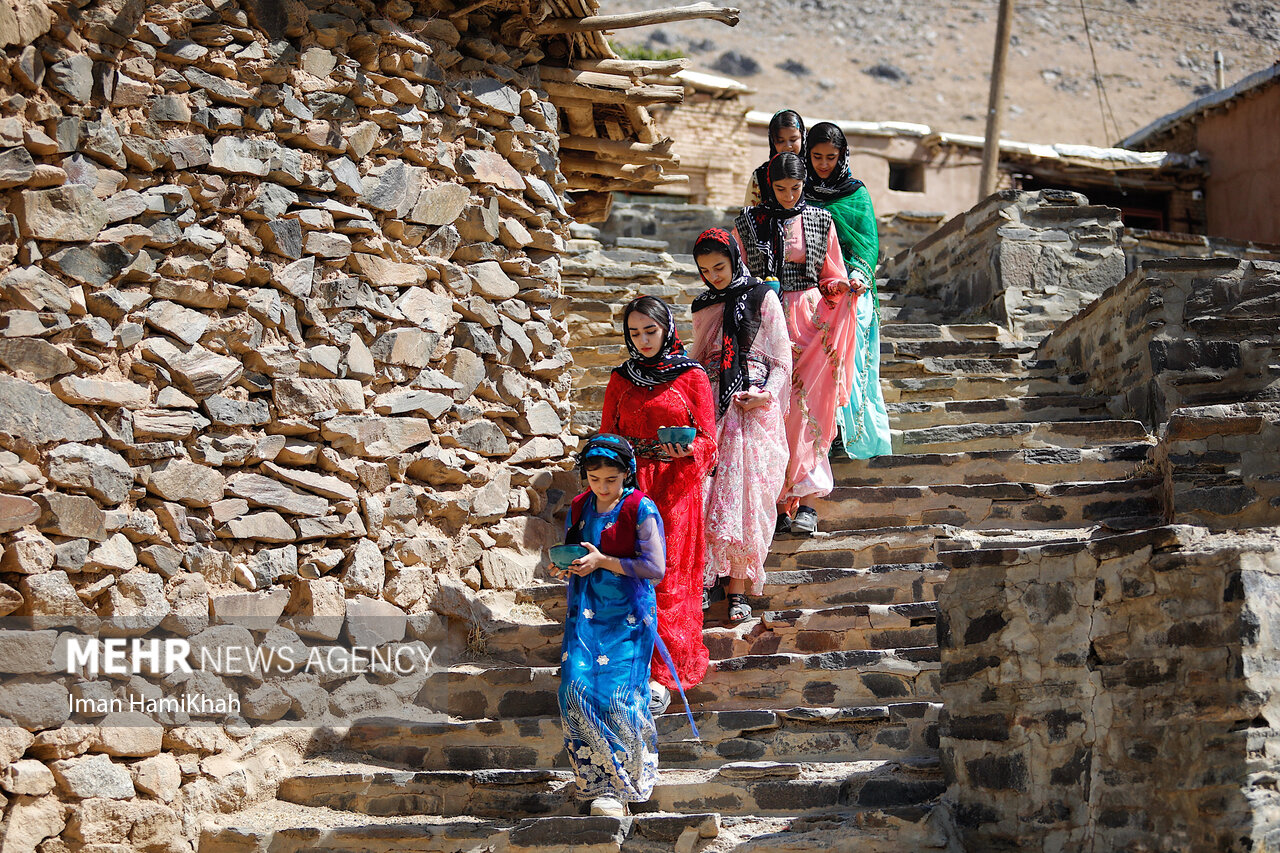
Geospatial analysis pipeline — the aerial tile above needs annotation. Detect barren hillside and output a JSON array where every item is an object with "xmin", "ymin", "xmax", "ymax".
[{"xmin": 603, "ymin": 0, "xmax": 1279, "ymax": 148}]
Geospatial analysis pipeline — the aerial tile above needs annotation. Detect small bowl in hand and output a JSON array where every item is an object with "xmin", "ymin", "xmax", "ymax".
[
  {"xmin": 656, "ymin": 426, "xmax": 697, "ymax": 449},
  {"xmin": 550, "ymin": 544, "xmax": 589, "ymax": 571}
]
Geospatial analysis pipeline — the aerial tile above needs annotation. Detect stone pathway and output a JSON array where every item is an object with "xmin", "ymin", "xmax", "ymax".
[{"xmin": 200, "ymin": 231, "xmax": 1163, "ymax": 852}]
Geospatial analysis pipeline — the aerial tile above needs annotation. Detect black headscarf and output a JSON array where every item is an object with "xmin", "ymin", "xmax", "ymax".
[
  {"xmin": 744, "ymin": 152, "xmax": 808, "ymax": 280},
  {"xmin": 691, "ymin": 228, "xmax": 772, "ymax": 418},
  {"xmin": 804, "ymin": 121, "xmax": 865, "ymax": 204},
  {"xmin": 752, "ymin": 109, "xmax": 805, "ymax": 208},
  {"xmin": 613, "ymin": 296, "xmax": 703, "ymax": 389}
]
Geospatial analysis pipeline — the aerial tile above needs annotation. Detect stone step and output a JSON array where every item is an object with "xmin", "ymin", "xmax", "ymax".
[
  {"xmin": 880, "ymin": 356, "xmax": 1065, "ymax": 380},
  {"xmin": 891, "ymin": 419, "xmax": 1152, "ymax": 454},
  {"xmin": 518, "ymin": 555, "xmax": 951, "ymax": 627},
  {"xmin": 274, "ymin": 759, "xmax": 945, "ymax": 820},
  {"xmin": 488, "ymin": 594, "xmax": 940, "ymax": 667},
  {"xmin": 885, "ymin": 395, "xmax": 1112, "ymax": 428},
  {"xmin": 758, "ymin": 562, "xmax": 949, "ymax": 611},
  {"xmin": 834, "ymin": 443, "xmax": 1154, "ymax": 487},
  {"xmin": 881, "ymin": 339, "xmax": 1036, "ymax": 359},
  {"xmin": 883, "ymin": 372, "xmax": 1087, "ymax": 403},
  {"xmin": 201, "ymin": 802, "xmax": 720, "ymax": 853},
  {"xmin": 339, "ymin": 703, "xmax": 941, "ymax": 772},
  {"xmin": 703, "ymin": 602, "xmax": 937, "ymax": 658},
  {"xmin": 413, "ymin": 648, "xmax": 941, "ymax": 721},
  {"xmin": 809, "ymin": 478, "xmax": 1164, "ymax": 532},
  {"xmin": 880, "ymin": 322, "xmax": 1009, "ymax": 342}
]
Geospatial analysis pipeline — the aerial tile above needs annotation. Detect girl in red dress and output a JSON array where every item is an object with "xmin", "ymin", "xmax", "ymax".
[{"xmin": 601, "ymin": 296, "xmax": 716, "ymax": 697}]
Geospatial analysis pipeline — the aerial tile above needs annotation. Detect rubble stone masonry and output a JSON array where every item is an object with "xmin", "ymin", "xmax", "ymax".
[
  {"xmin": 0, "ymin": 0, "xmax": 582, "ymax": 846},
  {"xmin": 939, "ymin": 525, "xmax": 1280, "ymax": 852}
]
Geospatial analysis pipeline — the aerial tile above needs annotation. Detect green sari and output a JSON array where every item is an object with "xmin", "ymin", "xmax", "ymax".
[{"xmin": 812, "ymin": 186, "xmax": 892, "ymax": 459}]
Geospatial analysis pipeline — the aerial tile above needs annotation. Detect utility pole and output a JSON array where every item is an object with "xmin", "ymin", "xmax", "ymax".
[{"xmin": 978, "ymin": 0, "xmax": 1014, "ymax": 203}]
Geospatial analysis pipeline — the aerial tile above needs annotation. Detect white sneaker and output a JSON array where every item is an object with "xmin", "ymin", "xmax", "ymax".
[
  {"xmin": 590, "ymin": 796, "xmax": 626, "ymax": 817},
  {"xmin": 649, "ymin": 681, "xmax": 671, "ymax": 716}
]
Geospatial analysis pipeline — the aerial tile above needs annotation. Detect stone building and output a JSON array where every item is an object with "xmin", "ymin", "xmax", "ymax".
[
  {"xmin": 1120, "ymin": 61, "xmax": 1280, "ymax": 245},
  {"xmin": 644, "ymin": 68, "xmax": 753, "ymax": 208},
  {"xmin": 0, "ymin": 0, "xmax": 738, "ymax": 846}
]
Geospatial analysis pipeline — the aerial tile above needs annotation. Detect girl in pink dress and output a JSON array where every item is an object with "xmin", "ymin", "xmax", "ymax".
[
  {"xmin": 732, "ymin": 152, "xmax": 866, "ymax": 536},
  {"xmin": 691, "ymin": 228, "xmax": 792, "ymax": 622}
]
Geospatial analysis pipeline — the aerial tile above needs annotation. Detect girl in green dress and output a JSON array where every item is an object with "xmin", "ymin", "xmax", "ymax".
[{"xmin": 804, "ymin": 121, "xmax": 892, "ymax": 459}]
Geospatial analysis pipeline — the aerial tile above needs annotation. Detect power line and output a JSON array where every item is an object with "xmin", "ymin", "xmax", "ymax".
[{"xmin": 1078, "ymin": 0, "xmax": 1123, "ymax": 143}]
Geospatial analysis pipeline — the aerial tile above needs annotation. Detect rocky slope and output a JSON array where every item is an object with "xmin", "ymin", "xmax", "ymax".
[{"xmin": 605, "ymin": 0, "xmax": 1280, "ymax": 147}]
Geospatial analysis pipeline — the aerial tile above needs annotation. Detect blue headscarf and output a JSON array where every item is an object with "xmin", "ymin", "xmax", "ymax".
[{"xmin": 578, "ymin": 433, "xmax": 637, "ymax": 487}]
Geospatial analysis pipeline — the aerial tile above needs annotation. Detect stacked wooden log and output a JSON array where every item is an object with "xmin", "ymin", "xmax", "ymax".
[{"xmin": 534, "ymin": 1, "xmax": 740, "ymax": 219}]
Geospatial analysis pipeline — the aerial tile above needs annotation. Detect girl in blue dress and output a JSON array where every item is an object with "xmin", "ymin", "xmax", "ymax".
[{"xmin": 553, "ymin": 433, "xmax": 666, "ymax": 817}]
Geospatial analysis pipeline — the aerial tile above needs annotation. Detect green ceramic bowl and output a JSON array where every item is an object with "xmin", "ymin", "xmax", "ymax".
[
  {"xmin": 657, "ymin": 426, "xmax": 697, "ymax": 448},
  {"xmin": 549, "ymin": 544, "xmax": 589, "ymax": 570}
]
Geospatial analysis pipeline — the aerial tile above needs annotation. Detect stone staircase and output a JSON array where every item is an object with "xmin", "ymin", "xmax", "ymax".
[{"xmin": 199, "ymin": 233, "xmax": 1163, "ymax": 852}]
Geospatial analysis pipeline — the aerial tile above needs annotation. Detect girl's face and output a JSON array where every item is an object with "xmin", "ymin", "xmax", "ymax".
[
  {"xmin": 696, "ymin": 252, "xmax": 734, "ymax": 291},
  {"xmin": 586, "ymin": 465, "xmax": 625, "ymax": 504},
  {"xmin": 627, "ymin": 312, "xmax": 664, "ymax": 358},
  {"xmin": 772, "ymin": 126, "xmax": 803, "ymax": 155},
  {"xmin": 772, "ymin": 178, "xmax": 803, "ymax": 209},
  {"xmin": 809, "ymin": 142, "xmax": 840, "ymax": 179}
]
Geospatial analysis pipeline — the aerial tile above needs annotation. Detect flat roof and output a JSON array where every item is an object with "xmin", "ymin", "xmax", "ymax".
[
  {"xmin": 1118, "ymin": 61, "xmax": 1280, "ymax": 150},
  {"xmin": 744, "ymin": 110, "xmax": 1197, "ymax": 172}
]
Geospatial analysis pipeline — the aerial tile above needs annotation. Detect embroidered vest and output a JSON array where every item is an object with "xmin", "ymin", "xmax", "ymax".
[
  {"xmin": 735, "ymin": 207, "xmax": 833, "ymax": 293},
  {"xmin": 565, "ymin": 490, "xmax": 645, "ymax": 558}
]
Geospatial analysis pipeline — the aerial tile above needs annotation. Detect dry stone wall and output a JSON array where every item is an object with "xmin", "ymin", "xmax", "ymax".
[
  {"xmin": 939, "ymin": 525, "xmax": 1280, "ymax": 852},
  {"xmin": 1039, "ymin": 257, "xmax": 1280, "ymax": 429},
  {"xmin": 881, "ymin": 189, "xmax": 1127, "ymax": 338},
  {"xmin": 0, "ymin": 0, "xmax": 583, "ymax": 847}
]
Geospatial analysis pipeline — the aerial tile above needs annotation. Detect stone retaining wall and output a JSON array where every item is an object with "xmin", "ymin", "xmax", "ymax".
[
  {"xmin": 939, "ymin": 525, "xmax": 1280, "ymax": 852},
  {"xmin": 0, "ymin": 0, "xmax": 582, "ymax": 847},
  {"xmin": 1156, "ymin": 402, "xmax": 1280, "ymax": 530},
  {"xmin": 1123, "ymin": 228, "xmax": 1280, "ymax": 274},
  {"xmin": 1038, "ymin": 258, "xmax": 1280, "ymax": 428},
  {"xmin": 595, "ymin": 200, "xmax": 736, "ymax": 259},
  {"xmin": 881, "ymin": 189, "xmax": 1127, "ymax": 337}
]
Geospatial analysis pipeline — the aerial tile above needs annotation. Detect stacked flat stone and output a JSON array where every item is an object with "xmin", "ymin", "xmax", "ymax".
[{"xmin": 0, "ymin": 0, "xmax": 586, "ymax": 846}]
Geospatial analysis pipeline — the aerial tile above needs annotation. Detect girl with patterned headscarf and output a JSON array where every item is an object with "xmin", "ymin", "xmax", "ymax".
[
  {"xmin": 731, "ymin": 152, "xmax": 863, "ymax": 537},
  {"xmin": 601, "ymin": 297, "xmax": 716, "ymax": 694},
  {"xmin": 690, "ymin": 228, "xmax": 792, "ymax": 622},
  {"xmin": 805, "ymin": 121, "xmax": 892, "ymax": 459},
  {"xmin": 745, "ymin": 109, "xmax": 805, "ymax": 208}
]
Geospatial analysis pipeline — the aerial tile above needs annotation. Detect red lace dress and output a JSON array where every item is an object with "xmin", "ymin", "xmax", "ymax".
[{"xmin": 601, "ymin": 369, "xmax": 716, "ymax": 690}]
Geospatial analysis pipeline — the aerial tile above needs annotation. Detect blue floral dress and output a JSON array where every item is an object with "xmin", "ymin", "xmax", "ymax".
[{"xmin": 559, "ymin": 489, "xmax": 665, "ymax": 802}]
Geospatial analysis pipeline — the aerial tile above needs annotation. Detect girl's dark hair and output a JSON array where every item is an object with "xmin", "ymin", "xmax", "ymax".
[
  {"xmin": 623, "ymin": 295, "xmax": 671, "ymax": 331},
  {"xmin": 583, "ymin": 456, "xmax": 629, "ymax": 476},
  {"xmin": 806, "ymin": 121, "xmax": 847, "ymax": 154},
  {"xmin": 692, "ymin": 237, "xmax": 733, "ymax": 261},
  {"xmin": 769, "ymin": 109, "xmax": 804, "ymax": 145},
  {"xmin": 768, "ymin": 152, "xmax": 806, "ymax": 184}
]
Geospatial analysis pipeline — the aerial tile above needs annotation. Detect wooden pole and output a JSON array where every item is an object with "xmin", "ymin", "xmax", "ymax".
[
  {"xmin": 978, "ymin": 0, "xmax": 1014, "ymax": 203},
  {"xmin": 537, "ymin": 3, "xmax": 740, "ymax": 35},
  {"xmin": 1214, "ymin": 50, "xmax": 1225, "ymax": 89}
]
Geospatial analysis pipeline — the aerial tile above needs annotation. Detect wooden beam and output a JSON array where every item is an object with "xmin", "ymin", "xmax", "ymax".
[
  {"xmin": 537, "ymin": 3, "xmax": 740, "ymax": 34},
  {"xmin": 543, "ymin": 79, "xmax": 683, "ymax": 106},
  {"xmin": 564, "ymin": 174, "xmax": 690, "ymax": 192},
  {"xmin": 577, "ymin": 57, "xmax": 690, "ymax": 77},
  {"xmin": 541, "ymin": 65, "xmax": 640, "ymax": 91},
  {"xmin": 559, "ymin": 134, "xmax": 676, "ymax": 160},
  {"xmin": 567, "ymin": 191, "xmax": 613, "ymax": 223},
  {"xmin": 625, "ymin": 104, "xmax": 659, "ymax": 145},
  {"xmin": 560, "ymin": 154, "xmax": 663, "ymax": 180}
]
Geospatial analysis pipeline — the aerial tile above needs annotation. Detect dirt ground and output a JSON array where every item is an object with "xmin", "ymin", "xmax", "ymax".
[{"xmin": 602, "ymin": 0, "xmax": 1280, "ymax": 148}]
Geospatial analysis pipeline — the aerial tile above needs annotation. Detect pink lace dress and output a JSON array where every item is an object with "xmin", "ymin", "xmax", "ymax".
[
  {"xmin": 732, "ymin": 219, "xmax": 857, "ymax": 505},
  {"xmin": 691, "ymin": 291, "xmax": 792, "ymax": 594}
]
